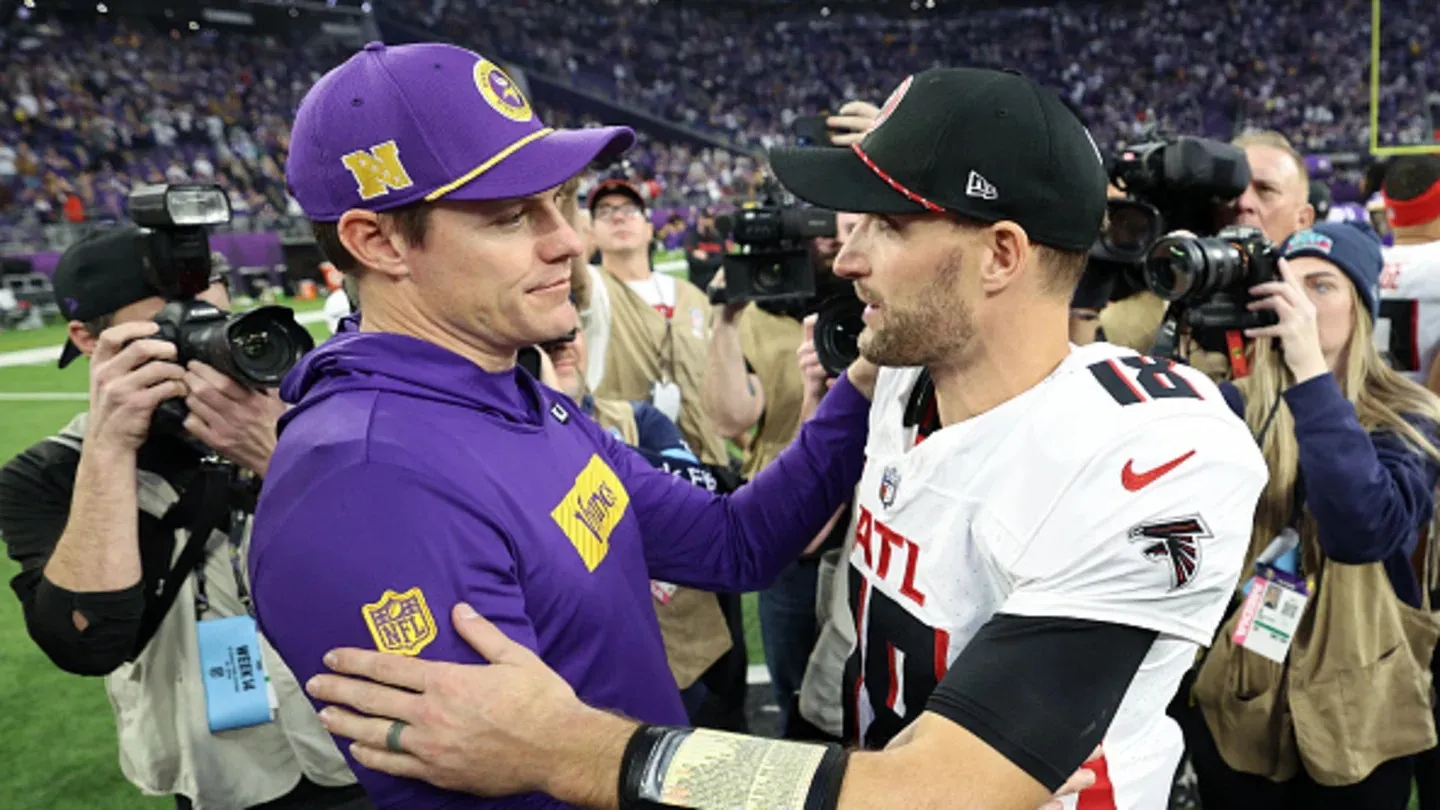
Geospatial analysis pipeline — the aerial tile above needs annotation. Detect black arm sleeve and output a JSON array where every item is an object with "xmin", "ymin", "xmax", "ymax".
[
  {"xmin": 0, "ymin": 440, "xmax": 147, "ymax": 676},
  {"xmin": 924, "ymin": 613, "xmax": 1158, "ymax": 793}
]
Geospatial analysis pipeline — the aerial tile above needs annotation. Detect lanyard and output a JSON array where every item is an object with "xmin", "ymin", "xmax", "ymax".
[{"xmin": 192, "ymin": 508, "xmax": 252, "ymax": 619}]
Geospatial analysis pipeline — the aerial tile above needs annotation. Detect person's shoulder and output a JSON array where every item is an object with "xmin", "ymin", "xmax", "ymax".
[
  {"xmin": 0, "ymin": 434, "xmax": 80, "ymax": 498},
  {"xmin": 1036, "ymin": 343, "xmax": 1262, "ymax": 467}
]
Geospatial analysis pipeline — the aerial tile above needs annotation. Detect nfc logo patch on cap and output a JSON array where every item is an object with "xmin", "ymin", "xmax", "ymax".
[
  {"xmin": 1287, "ymin": 229, "xmax": 1334, "ymax": 255},
  {"xmin": 474, "ymin": 59, "xmax": 533, "ymax": 123}
]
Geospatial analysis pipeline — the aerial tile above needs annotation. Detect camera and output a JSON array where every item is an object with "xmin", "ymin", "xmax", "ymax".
[
  {"xmin": 128, "ymin": 183, "xmax": 314, "ymax": 390},
  {"xmin": 1076, "ymin": 135, "xmax": 1253, "ymax": 307},
  {"xmin": 709, "ymin": 182, "xmax": 863, "ymax": 375},
  {"xmin": 711, "ymin": 179, "xmax": 837, "ymax": 305},
  {"xmin": 1109, "ymin": 135, "xmax": 1251, "ymax": 237},
  {"xmin": 1142, "ymin": 225, "xmax": 1280, "ymax": 331}
]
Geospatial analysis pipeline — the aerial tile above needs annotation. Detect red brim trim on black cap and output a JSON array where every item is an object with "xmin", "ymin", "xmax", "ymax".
[
  {"xmin": 58, "ymin": 339, "xmax": 82, "ymax": 369},
  {"xmin": 767, "ymin": 144, "xmax": 930, "ymax": 215}
]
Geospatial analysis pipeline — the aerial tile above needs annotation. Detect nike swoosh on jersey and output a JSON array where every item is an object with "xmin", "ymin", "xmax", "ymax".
[{"xmin": 1121, "ymin": 449, "xmax": 1197, "ymax": 491}]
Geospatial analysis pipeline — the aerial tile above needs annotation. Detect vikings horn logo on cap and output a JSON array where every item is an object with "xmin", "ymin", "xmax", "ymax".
[{"xmin": 474, "ymin": 59, "xmax": 533, "ymax": 123}]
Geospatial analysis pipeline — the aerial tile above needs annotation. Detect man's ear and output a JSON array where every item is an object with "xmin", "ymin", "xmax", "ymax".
[
  {"xmin": 1297, "ymin": 202, "xmax": 1316, "ymax": 231},
  {"xmin": 337, "ymin": 210, "xmax": 411, "ymax": 280},
  {"xmin": 67, "ymin": 321, "xmax": 99, "ymax": 358},
  {"xmin": 979, "ymin": 222, "xmax": 1031, "ymax": 294}
]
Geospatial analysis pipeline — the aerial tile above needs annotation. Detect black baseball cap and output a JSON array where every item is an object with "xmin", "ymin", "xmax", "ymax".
[
  {"xmin": 768, "ymin": 68, "xmax": 1108, "ymax": 253},
  {"xmin": 53, "ymin": 227, "xmax": 162, "ymax": 368},
  {"xmin": 588, "ymin": 179, "xmax": 647, "ymax": 215}
]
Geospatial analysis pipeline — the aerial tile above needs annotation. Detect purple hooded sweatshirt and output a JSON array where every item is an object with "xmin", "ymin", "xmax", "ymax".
[{"xmin": 248, "ymin": 331, "xmax": 869, "ymax": 809}]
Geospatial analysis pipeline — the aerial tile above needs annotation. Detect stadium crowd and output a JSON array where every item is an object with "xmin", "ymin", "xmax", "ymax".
[
  {"xmin": 406, "ymin": 0, "xmax": 1438, "ymax": 153},
  {"xmin": 4, "ymin": 0, "xmax": 1438, "ymax": 249}
]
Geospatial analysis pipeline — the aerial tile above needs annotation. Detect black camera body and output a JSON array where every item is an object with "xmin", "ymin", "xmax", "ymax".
[
  {"xmin": 1143, "ymin": 224, "xmax": 1280, "ymax": 331},
  {"xmin": 714, "ymin": 205, "xmax": 837, "ymax": 304},
  {"xmin": 708, "ymin": 184, "xmax": 865, "ymax": 375},
  {"xmin": 127, "ymin": 184, "xmax": 314, "ymax": 434}
]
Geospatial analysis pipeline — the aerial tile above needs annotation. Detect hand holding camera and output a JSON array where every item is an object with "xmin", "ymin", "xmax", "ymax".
[
  {"xmin": 181, "ymin": 361, "xmax": 287, "ymax": 477},
  {"xmin": 706, "ymin": 267, "xmax": 749, "ymax": 324},
  {"xmin": 1244, "ymin": 258, "xmax": 1328, "ymax": 383},
  {"xmin": 797, "ymin": 314, "xmax": 831, "ymax": 410},
  {"xmin": 86, "ymin": 322, "xmax": 190, "ymax": 454}
]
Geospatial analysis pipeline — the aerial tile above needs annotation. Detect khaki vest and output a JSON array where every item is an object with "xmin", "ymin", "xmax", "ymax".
[
  {"xmin": 52, "ymin": 414, "xmax": 355, "ymax": 809},
  {"xmin": 1192, "ymin": 521, "xmax": 1440, "ymax": 786},
  {"xmin": 595, "ymin": 269, "xmax": 730, "ymax": 467},
  {"xmin": 738, "ymin": 305, "xmax": 805, "ymax": 480},
  {"xmin": 1099, "ymin": 292, "xmax": 1231, "ymax": 381},
  {"xmin": 584, "ymin": 398, "xmax": 732, "ymax": 690}
]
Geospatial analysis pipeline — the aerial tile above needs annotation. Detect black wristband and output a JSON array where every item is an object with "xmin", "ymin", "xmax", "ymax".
[{"xmin": 618, "ymin": 724, "xmax": 849, "ymax": 810}]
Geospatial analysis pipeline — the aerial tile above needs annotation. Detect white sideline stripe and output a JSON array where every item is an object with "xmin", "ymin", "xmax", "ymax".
[
  {"xmin": 0, "ymin": 392, "xmax": 89, "ymax": 401},
  {"xmin": 747, "ymin": 664, "xmax": 771, "ymax": 685},
  {"xmin": 0, "ymin": 310, "xmax": 330, "ymax": 368}
]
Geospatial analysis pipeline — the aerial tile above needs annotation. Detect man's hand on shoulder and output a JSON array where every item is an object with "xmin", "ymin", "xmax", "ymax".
[
  {"xmin": 181, "ymin": 361, "xmax": 286, "ymax": 477},
  {"xmin": 308, "ymin": 604, "xmax": 633, "ymax": 806}
]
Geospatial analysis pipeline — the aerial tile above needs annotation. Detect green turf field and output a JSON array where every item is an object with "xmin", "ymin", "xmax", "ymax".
[{"xmin": 0, "ymin": 298, "xmax": 764, "ymax": 808}]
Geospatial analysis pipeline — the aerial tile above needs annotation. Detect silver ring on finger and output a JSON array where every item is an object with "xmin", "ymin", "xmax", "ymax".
[{"xmin": 386, "ymin": 719, "xmax": 409, "ymax": 754}]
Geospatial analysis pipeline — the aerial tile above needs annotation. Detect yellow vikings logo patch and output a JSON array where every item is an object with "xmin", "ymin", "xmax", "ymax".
[
  {"xmin": 362, "ymin": 587, "xmax": 437, "ymax": 656},
  {"xmin": 551, "ymin": 455, "xmax": 630, "ymax": 571},
  {"xmin": 340, "ymin": 140, "xmax": 415, "ymax": 201},
  {"xmin": 474, "ymin": 59, "xmax": 533, "ymax": 123}
]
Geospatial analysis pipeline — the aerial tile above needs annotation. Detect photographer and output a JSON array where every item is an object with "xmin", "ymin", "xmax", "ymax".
[
  {"xmin": 1189, "ymin": 222, "xmax": 1440, "ymax": 810},
  {"xmin": 1221, "ymin": 130, "xmax": 1316, "ymax": 245},
  {"xmin": 0, "ymin": 229, "xmax": 364, "ymax": 809},
  {"xmin": 701, "ymin": 214, "xmax": 860, "ymax": 740}
]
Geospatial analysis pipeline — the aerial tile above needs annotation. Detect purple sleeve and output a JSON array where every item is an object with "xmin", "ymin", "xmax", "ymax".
[
  {"xmin": 599, "ymin": 373, "xmax": 869, "ymax": 591},
  {"xmin": 249, "ymin": 462, "xmax": 552, "ymax": 810},
  {"xmin": 1285, "ymin": 373, "xmax": 1438, "ymax": 566}
]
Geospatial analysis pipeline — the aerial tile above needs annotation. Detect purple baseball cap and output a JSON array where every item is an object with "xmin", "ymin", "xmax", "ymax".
[{"xmin": 287, "ymin": 42, "xmax": 635, "ymax": 221}]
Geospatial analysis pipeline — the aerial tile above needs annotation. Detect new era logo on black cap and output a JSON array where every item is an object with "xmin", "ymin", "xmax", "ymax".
[{"xmin": 767, "ymin": 67, "xmax": 1107, "ymax": 253}]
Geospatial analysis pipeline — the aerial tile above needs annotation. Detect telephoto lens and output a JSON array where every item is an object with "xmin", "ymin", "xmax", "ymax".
[{"xmin": 1143, "ymin": 225, "xmax": 1276, "ymax": 304}]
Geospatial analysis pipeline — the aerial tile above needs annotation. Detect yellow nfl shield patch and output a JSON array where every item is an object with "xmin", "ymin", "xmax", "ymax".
[
  {"xmin": 552, "ymin": 455, "xmax": 630, "ymax": 571},
  {"xmin": 362, "ymin": 587, "xmax": 437, "ymax": 656}
]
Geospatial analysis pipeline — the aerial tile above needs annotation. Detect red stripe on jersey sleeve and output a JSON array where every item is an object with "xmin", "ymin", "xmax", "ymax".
[
  {"xmin": 1076, "ymin": 751, "xmax": 1116, "ymax": 810},
  {"xmin": 885, "ymin": 642, "xmax": 900, "ymax": 712},
  {"xmin": 934, "ymin": 628, "xmax": 950, "ymax": 682}
]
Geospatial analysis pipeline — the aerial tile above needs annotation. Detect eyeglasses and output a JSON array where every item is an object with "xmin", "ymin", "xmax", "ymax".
[{"xmin": 594, "ymin": 202, "xmax": 642, "ymax": 221}]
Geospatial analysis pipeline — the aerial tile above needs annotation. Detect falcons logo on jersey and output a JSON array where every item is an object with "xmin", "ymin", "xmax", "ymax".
[{"xmin": 1127, "ymin": 515, "xmax": 1211, "ymax": 590}]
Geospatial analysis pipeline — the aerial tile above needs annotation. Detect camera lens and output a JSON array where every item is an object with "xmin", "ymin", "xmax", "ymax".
[
  {"xmin": 1143, "ymin": 237, "xmax": 1204, "ymax": 301},
  {"xmin": 814, "ymin": 295, "xmax": 865, "ymax": 378},
  {"xmin": 1144, "ymin": 235, "xmax": 1250, "ymax": 303},
  {"xmin": 226, "ymin": 310, "xmax": 310, "ymax": 386},
  {"xmin": 754, "ymin": 261, "xmax": 785, "ymax": 293}
]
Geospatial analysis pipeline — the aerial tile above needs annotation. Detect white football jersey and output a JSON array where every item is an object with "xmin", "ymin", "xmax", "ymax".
[
  {"xmin": 845, "ymin": 342, "xmax": 1267, "ymax": 810},
  {"xmin": 1379, "ymin": 240, "xmax": 1440, "ymax": 383}
]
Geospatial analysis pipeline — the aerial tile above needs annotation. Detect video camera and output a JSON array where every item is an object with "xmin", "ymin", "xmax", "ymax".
[
  {"xmin": 1076, "ymin": 133, "xmax": 1282, "ymax": 345},
  {"xmin": 710, "ymin": 181, "xmax": 837, "ymax": 305},
  {"xmin": 127, "ymin": 184, "xmax": 314, "ymax": 428},
  {"xmin": 709, "ymin": 181, "xmax": 862, "ymax": 376}
]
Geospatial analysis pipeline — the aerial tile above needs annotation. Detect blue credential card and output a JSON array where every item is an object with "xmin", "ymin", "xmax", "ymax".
[{"xmin": 197, "ymin": 615, "xmax": 273, "ymax": 732}]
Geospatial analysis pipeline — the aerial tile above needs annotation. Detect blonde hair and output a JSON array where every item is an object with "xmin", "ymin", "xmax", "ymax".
[
  {"xmin": 1235, "ymin": 291, "xmax": 1440, "ymax": 569},
  {"xmin": 1232, "ymin": 129, "xmax": 1310, "ymax": 189}
]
